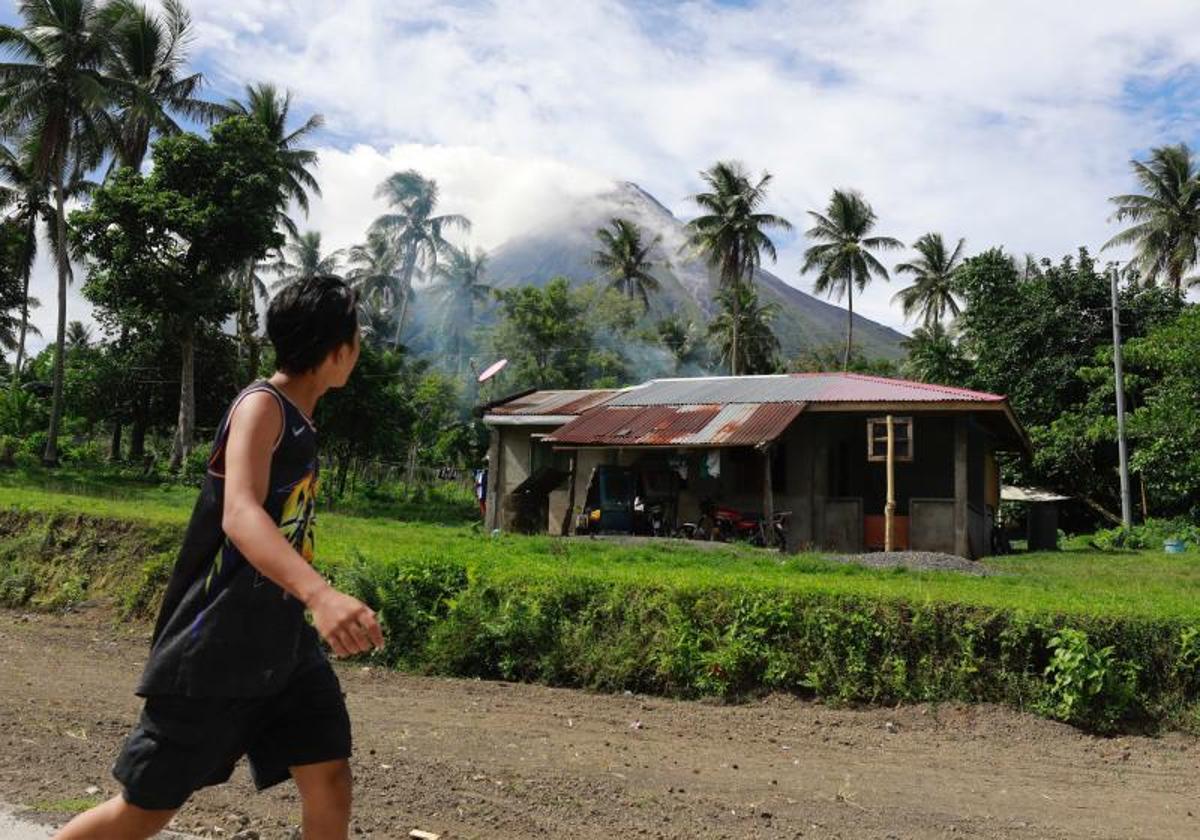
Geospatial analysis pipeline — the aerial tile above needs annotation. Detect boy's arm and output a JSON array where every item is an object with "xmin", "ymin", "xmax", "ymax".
[{"xmin": 222, "ymin": 391, "xmax": 383, "ymax": 657}]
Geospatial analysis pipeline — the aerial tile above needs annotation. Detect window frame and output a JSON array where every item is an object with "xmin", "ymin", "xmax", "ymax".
[{"xmin": 866, "ymin": 416, "xmax": 914, "ymax": 463}]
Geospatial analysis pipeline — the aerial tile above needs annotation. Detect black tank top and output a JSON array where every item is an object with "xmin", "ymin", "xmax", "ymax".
[{"xmin": 138, "ymin": 380, "xmax": 324, "ymax": 697}]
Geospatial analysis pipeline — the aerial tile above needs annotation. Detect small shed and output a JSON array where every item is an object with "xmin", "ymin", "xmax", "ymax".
[{"xmin": 1000, "ymin": 485, "xmax": 1070, "ymax": 551}]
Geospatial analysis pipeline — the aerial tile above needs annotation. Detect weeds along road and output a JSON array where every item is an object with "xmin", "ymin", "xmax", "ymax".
[{"xmin": 0, "ymin": 608, "xmax": 1197, "ymax": 840}]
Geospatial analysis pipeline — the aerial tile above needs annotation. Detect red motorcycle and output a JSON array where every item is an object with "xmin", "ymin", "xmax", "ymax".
[
  {"xmin": 686, "ymin": 498, "xmax": 760, "ymax": 542},
  {"xmin": 679, "ymin": 499, "xmax": 790, "ymax": 551}
]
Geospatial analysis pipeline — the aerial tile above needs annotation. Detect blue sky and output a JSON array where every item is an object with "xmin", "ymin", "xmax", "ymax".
[{"xmin": 7, "ymin": 0, "xmax": 1200, "ymax": 347}]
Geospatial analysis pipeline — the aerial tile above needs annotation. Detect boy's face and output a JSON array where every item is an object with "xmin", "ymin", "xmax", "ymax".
[
  {"xmin": 335, "ymin": 330, "xmax": 361, "ymax": 386},
  {"xmin": 320, "ymin": 329, "xmax": 360, "ymax": 389}
]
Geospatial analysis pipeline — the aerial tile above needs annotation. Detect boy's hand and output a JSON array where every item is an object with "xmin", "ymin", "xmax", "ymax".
[{"xmin": 307, "ymin": 585, "xmax": 385, "ymax": 658}]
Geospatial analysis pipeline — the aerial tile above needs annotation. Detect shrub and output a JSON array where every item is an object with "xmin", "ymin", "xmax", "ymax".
[
  {"xmin": 17, "ymin": 431, "xmax": 47, "ymax": 459},
  {"xmin": 1041, "ymin": 628, "xmax": 1139, "ymax": 732},
  {"xmin": 1091, "ymin": 518, "xmax": 1200, "ymax": 551},
  {"xmin": 339, "ymin": 553, "xmax": 468, "ymax": 668},
  {"xmin": 61, "ymin": 440, "xmax": 108, "ymax": 467},
  {"xmin": 181, "ymin": 442, "xmax": 213, "ymax": 485}
]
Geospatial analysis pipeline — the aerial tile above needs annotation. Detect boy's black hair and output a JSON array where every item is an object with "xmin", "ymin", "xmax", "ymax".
[{"xmin": 267, "ymin": 275, "xmax": 359, "ymax": 374}]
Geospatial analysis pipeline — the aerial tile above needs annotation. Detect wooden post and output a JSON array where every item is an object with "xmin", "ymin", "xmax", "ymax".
[
  {"xmin": 884, "ymin": 414, "xmax": 895, "ymax": 552},
  {"xmin": 954, "ymin": 417, "xmax": 969, "ymax": 559},
  {"xmin": 762, "ymin": 444, "xmax": 775, "ymax": 547},
  {"xmin": 561, "ymin": 452, "xmax": 578, "ymax": 536}
]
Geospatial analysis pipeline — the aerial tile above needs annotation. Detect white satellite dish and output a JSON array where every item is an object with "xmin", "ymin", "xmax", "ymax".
[{"xmin": 478, "ymin": 358, "xmax": 508, "ymax": 383}]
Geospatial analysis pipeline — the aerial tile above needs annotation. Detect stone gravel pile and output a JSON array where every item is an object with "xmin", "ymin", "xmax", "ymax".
[{"xmin": 827, "ymin": 550, "xmax": 998, "ymax": 576}]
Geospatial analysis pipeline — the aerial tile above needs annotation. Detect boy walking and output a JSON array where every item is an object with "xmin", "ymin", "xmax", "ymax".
[{"xmin": 55, "ymin": 276, "xmax": 384, "ymax": 840}]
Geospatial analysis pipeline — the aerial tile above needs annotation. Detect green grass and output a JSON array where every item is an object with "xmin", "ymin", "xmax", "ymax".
[
  {"xmin": 0, "ymin": 472, "xmax": 1196, "ymax": 621},
  {"xmin": 2, "ymin": 472, "xmax": 1198, "ymax": 731}
]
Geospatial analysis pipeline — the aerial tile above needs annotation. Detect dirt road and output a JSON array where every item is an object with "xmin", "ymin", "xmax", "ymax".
[{"xmin": 1, "ymin": 608, "xmax": 1196, "ymax": 839}]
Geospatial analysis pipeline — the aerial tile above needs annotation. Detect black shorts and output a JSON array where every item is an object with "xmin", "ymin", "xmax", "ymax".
[{"xmin": 113, "ymin": 661, "xmax": 351, "ymax": 811}]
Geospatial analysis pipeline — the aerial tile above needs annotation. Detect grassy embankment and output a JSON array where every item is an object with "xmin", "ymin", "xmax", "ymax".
[{"xmin": 0, "ymin": 469, "xmax": 1197, "ymax": 732}]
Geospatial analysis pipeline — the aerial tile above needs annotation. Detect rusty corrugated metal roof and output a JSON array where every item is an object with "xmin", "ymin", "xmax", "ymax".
[
  {"xmin": 488, "ymin": 389, "xmax": 622, "ymax": 416},
  {"xmin": 611, "ymin": 373, "xmax": 1005, "ymax": 406},
  {"xmin": 545, "ymin": 402, "xmax": 804, "ymax": 447}
]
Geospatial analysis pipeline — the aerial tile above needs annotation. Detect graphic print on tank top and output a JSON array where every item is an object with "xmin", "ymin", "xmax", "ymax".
[
  {"xmin": 202, "ymin": 463, "xmax": 320, "ymax": 594},
  {"xmin": 279, "ymin": 469, "xmax": 319, "ymax": 563}
]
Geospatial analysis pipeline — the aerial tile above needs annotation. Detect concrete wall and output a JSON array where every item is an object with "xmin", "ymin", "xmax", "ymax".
[
  {"xmin": 910, "ymin": 498, "xmax": 957, "ymax": 554},
  {"xmin": 486, "ymin": 424, "xmax": 562, "ymax": 532}
]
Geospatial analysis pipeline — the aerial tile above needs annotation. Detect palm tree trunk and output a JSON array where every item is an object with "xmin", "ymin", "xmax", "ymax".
[
  {"xmin": 237, "ymin": 274, "xmax": 260, "ymax": 386},
  {"xmin": 169, "ymin": 322, "xmax": 196, "ymax": 471},
  {"xmin": 1169, "ymin": 260, "xmax": 1183, "ymax": 294},
  {"xmin": 731, "ymin": 280, "xmax": 741, "ymax": 377},
  {"xmin": 843, "ymin": 274, "xmax": 854, "ymax": 372},
  {"xmin": 109, "ymin": 420, "xmax": 122, "ymax": 462},
  {"xmin": 130, "ymin": 411, "xmax": 147, "ymax": 460},
  {"xmin": 43, "ymin": 177, "xmax": 69, "ymax": 467},
  {"xmin": 248, "ymin": 335, "xmax": 261, "ymax": 385},
  {"xmin": 394, "ymin": 249, "xmax": 418, "ymax": 350},
  {"xmin": 11, "ymin": 271, "xmax": 29, "ymax": 393}
]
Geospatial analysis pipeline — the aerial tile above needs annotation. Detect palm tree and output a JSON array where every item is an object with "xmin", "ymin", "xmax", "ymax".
[
  {"xmin": 802, "ymin": 189, "xmax": 902, "ymax": 370},
  {"xmin": 892, "ymin": 233, "xmax": 965, "ymax": 327},
  {"xmin": 226, "ymin": 84, "xmax": 323, "ymax": 382},
  {"xmin": 707, "ymin": 282, "xmax": 781, "ymax": 375},
  {"xmin": 592, "ymin": 217, "xmax": 661, "ymax": 310},
  {"xmin": 227, "ymin": 82, "xmax": 323, "ymax": 236},
  {"xmin": 433, "ymin": 244, "xmax": 492, "ymax": 371},
  {"xmin": 0, "ymin": 140, "xmax": 74, "ymax": 389},
  {"xmin": 0, "ymin": 0, "xmax": 119, "ymax": 465},
  {"xmin": 1104, "ymin": 143, "xmax": 1200, "ymax": 292},
  {"xmin": 346, "ymin": 230, "xmax": 403, "ymax": 309},
  {"xmin": 901, "ymin": 322, "xmax": 970, "ymax": 386},
  {"xmin": 356, "ymin": 292, "xmax": 400, "ymax": 352},
  {"xmin": 684, "ymin": 161, "xmax": 791, "ymax": 376},
  {"xmin": 105, "ymin": 0, "xmax": 219, "ymax": 171},
  {"xmin": 656, "ymin": 314, "xmax": 706, "ymax": 373},
  {"xmin": 65, "ymin": 319, "xmax": 91, "ymax": 350},
  {"xmin": 269, "ymin": 230, "xmax": 341, "ymax": 291},
  {"xmin": 230, "ymin": 257, "xmax": 271, "ymax": 383},
  {"xmin": 371, "ymin": 170, "xmax": 470, "ymax": 348},
  {"xmin": 0, "ymin": 291, "xmax": 39, "ymax": 355}
]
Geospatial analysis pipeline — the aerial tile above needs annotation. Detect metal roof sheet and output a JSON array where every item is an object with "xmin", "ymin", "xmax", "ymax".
[
  {"xmin": 488, "ymin": 389, "xmax": 621, "ymax": 416},
  {"xmin": 545, "ymin": 402, "xmax": 804, "ymax": 447},
  {"xmin": 1001, "ymin": 485, "xmax": 1071, "ymax": 503},
  {"xmin": 609, "ymin": 373, "xmax": 1005, "ymax": 406}
]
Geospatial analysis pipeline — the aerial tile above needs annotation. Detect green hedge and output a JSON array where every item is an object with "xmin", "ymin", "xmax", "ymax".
[
  {"xmin": 2, "ymin": 508, "xmax": 1198, "ymax": 733},
  {"xmin": 0, "ymin": 510, "xmax": 176, "ymax": 617},
  {"xmin": 339, "ymin": 554, "xmax": 1200, "ymax": 733}
]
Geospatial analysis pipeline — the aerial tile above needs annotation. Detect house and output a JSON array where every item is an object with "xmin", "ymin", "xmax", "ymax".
[{"xmin": 481, "ymin": 373, "xmax": 1031, "ymax": 559}]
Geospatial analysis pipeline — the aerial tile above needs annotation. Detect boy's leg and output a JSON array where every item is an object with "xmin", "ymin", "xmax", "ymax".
[
  {"xmin": 52, "ymin": 795, "xmax": 177, "ymax": 840},
  {"xmin": 292, "ymin": 759, "xmax": 353, "ymax": 840}
]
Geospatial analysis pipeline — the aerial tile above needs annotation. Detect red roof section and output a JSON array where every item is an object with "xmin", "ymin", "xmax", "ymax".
[
  {"xmin": 798, "ymin": 373, "xmax": 1005, "ymax": 403},
  {"xmin": 544, "ymin": 402, "xmax": 805, "ymax": 447},
  {"xmin": 487, "ymin": 389, "xmax": 621, "ymax": 416},
  {"xmin": 607, "ymin": 373, "xmax": 1005, "ymax": 407}
]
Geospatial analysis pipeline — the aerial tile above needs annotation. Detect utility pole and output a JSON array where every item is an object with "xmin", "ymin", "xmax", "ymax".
[{"xmin": 1110, "ymin": 264, "xmax": 1132, "ymax": 528}]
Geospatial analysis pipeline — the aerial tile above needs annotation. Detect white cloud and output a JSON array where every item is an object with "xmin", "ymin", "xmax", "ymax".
[
  {"xmin": 303, "ymin": 144, "xmax": 612, "ymax": 254},
  {"xmin": 21, "ymin": 0, "xmax": 1200, "ymax": 356}
]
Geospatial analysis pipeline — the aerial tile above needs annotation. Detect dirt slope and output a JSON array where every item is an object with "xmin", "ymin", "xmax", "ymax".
[{"xmin": 0, "ymin": 608, "xmax": 1196, "ymax": 839}]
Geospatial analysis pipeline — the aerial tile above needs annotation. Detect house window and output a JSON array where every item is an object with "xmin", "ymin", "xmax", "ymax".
[{"xmin": 867, "ymin": 417, "xmax": 913, "ymax": 462}]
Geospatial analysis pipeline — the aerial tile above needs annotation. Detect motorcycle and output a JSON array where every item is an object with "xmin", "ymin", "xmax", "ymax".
[{"xmin": 680, "ymin": 500, "xmax": 792, "ymax": 552}]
